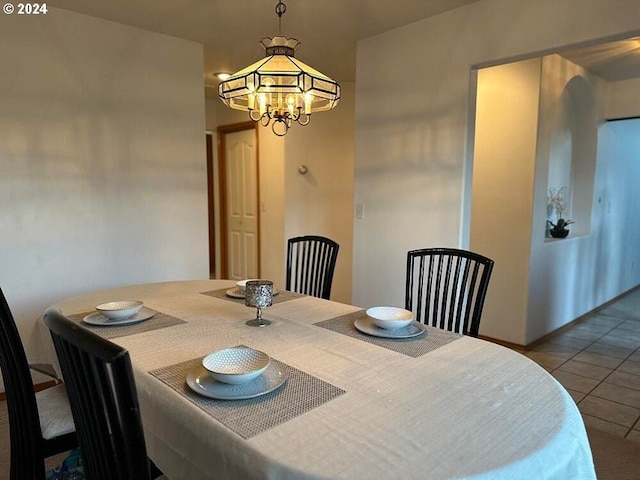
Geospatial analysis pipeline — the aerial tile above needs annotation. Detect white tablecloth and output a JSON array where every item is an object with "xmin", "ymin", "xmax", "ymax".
[{"xmin": 36, "ymin": 280, "xmax": 596, "ymax": 480}]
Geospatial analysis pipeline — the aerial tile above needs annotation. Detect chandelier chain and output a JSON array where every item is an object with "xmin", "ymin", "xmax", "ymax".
[{"xmin": 275, "ymin": 0, "xmax": 286, "ymax": 34}]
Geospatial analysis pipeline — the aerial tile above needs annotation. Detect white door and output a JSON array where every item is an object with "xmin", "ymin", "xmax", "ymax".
[{"xmin": 224, "ymin": 128, "xmax": 259, "ymax": 280}]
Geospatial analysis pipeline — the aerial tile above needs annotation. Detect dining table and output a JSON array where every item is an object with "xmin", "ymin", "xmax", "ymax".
[{"xmin": 34, "ymin": 279, "xmax": 596, "ymax": 479}]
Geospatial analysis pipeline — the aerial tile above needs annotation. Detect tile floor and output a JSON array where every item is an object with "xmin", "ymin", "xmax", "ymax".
[{"xmin": 519, "ymin": 286, "xmax": 640, "ymax": 441}]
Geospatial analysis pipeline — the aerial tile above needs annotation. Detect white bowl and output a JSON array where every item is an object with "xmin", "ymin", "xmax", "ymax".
[
  {"xmin": 202, "ymin": 347, "xmax": 270, "ymax": 384},
  {"xmin": 96, "ymin": 300, "xmax": 144, "ymax": 320},
  {"xmin": 366, "ymin": 306, "xmax": 415, "ymax": 330},
  {"xmin": 235, "ymin": 279, "xmax": 260, "ymax": 294}
]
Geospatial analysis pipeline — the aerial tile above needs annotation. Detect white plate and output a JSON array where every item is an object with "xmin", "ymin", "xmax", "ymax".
[
  {"xmin": 354, "ymin": 316, "xmax": 426, "ymax": 339},
  {"xmin": 83, "ymin": 307, "xmax": 156, "ymax": 326},
  {"xmin": 186, "ymin": 363, "xmax": 288, "ymax": 400},
  {"xmin": 225, "ymin": 288, "xmax": 280, "ymax": 299}
]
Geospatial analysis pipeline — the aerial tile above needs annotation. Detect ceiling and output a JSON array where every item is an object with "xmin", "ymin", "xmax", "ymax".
[
  {"xmin": 49, "ymin": 1, "xmax": 640, "ymax": 88},
  {"xmin": 47, "ymin": 0, "xmax": 481, "ymax": 85},
  {"xmin": 561, "ymin": 37, "xmax": 640, "ymax": 81}
]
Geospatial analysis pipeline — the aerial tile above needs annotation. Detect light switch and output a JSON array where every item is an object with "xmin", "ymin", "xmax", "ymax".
[{"xmin": 355, "ymin": 203, "xmax": 365, "ymax": 219}]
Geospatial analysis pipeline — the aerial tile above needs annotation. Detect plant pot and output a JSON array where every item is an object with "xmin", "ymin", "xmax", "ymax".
[{"xmin": 550, "ymin": 228, "xmax": 569, "ymax": 238}]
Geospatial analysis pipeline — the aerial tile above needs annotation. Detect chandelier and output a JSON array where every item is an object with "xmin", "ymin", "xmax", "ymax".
[{"xmin": 218, "ymin": 0, "xmax": 341, "ymax": 136}]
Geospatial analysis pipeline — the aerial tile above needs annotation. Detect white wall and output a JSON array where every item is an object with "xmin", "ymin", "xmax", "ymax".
[
  {"xmin": 596, "ymin": 118, "xmax": 640, "ymax": 283},
  {"xmin": 0, "ymin": 9, "xmax": 208, "ymax": 385},
  {"xmin": 526, "ymin": 55, "xmax": 612, "ymax": 343},
  {"xmin": 529, "ymin": 117, "xmax": 640, "ymax": 341},
  {"xmin": 353, "ymin": 0, "xmax": 640, "ymax": 331},
  {"xmin": 205, "ymin": 84, "xmax": 355, "ymax": 303},
  {"xmin": 532, "ymin": 81, "xmax": 640, "ymax": 335}
]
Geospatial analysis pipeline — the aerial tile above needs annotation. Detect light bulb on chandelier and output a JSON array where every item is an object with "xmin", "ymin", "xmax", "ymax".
[{"xmin": 218, "ymin": 0, "xmax": 340, "ymax": 136}]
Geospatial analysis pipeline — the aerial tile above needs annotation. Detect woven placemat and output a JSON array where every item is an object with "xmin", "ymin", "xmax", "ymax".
[
  {"xmin": 315, "ymin": 310, "xmax": 462, "ymax": 358},
  {"xmin": 201, "ymin": 288, "xmax": 305, "ymax": 305},
  {"xmin": 150, "ymin": 356, "xmax": 346, "ymax": 439},
  {"xmin": 67, "ymin": 310, "xmax": 187, "ymax": 340}
]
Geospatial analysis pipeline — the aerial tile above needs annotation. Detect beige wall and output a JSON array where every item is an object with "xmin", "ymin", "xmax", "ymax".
[
  {"xmin": 284, "ymin": 83, "xmax": 355, "ymax": 304},
  {"xmin": 471, "ymin": 59, "xmax": 542, "ymax": 343},
  {"xmin": 471, "ymin": 53, "xmax": 640, "ymax": 346},
  {"xmin": 605, "ymin": 78, "xmax": 640, "ymax": 119},
  {"xmin": 205, "ymin": 84, "xmax": 355, "ymax": 302},
  {"xmin": 0, "ymin": 8, "xmax": 207, "ymax": 387},
  {"xmin": 354, "ymin": 0, "xmax": 640, "ymax": 339},
  {"xmin": 205, "ymin": 93, "xmax": 286, "ymax": 286}
]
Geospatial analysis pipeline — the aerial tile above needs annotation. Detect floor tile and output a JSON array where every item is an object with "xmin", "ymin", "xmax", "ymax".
[
  {"xmin": 581, "ymin": 315, "xmax": 625, "ymax": 329},
  {"xmin": 619, "ymin": 359, "xmax": 640, "ymax": 376},
  {"xmin": 591, "ymin": 383, "xmax": 640, "ymax": 409},
  {"xmin": 609, "ymin": 329, "xmax": 640, "ymax": 342},
  {"xmin": 615, "ymin": 320, "xmax": 640, "ymax": 332},
  {"xmin": 577, "ymin": 320, "xmax": 618, "ymax": 331},
  {"xmin": 572, "ymin": 351, "xmax": 625, "ymax": 369},
  {"xmin": 545, "ymin": 334, "xmax": 593, "ymax": 349},
  {"xmin": 566, "ymin": 389, "xmax": 586, "ymax": 403},
  {"xmin": 598, "ymin": 334, "xmax": 640, "ymax": 349},
  {"xmin": 593, "ymin": 309, "xmax": 630, "ymax": 322},
  {"xmin": 581, "ymin": 414, "xmax": 629, "ymax": 437},
  {"xmin": 532, "ymin": 342, "xmax": 582, "ymax": 359},
  {"xmin": 558, "ymin": 360, "xmax": 613, "ymax": 381},
  {"xmin": 605, "ymin": 371, "xmax": 640, "ymax": 391},
  {"xmin": 579, "ymin": 395, "xmax": 640, "ymax": 427},
  {"xmin": 600, "ymin": 302, "xmax": 640, "ymax": 322},
  {"xmin": 625, "ymin": 429, "xmax": 640, "ymax": 443},
  {"xmin": 508, "ymin": 286, "xmax": 640, "ymax": 439},
  {"xmin": 585, "ymin": 342, "xmax": 636, "ymax": 360},
  {"xmin": 552, "ymin": 370, "xmax": 600, "ymax": 394},
  {"xmin": 563, "ymin": 328, "xmax": 607, "ymax": 342},
  {"xmin": 522, "ymin": 351, "xmax": 566, "ymax": 369}
]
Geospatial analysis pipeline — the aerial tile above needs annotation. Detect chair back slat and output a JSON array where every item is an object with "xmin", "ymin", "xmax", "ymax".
[
  {"xmin": 0, "ymin": 288, "xmax": 48, "ymax": 480},
  {"xmin": 405, "ymin": 248, "xmax": 494, "ymax": 337},
  {"xmin": 44, "ymin": 309, "xmax": 153, "ymax": 480},
  {"xmin": 286, "ymin": 235, "xmax": 339, "ymax": 300}
]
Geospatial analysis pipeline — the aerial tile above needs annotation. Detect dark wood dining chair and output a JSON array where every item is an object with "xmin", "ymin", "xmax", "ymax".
[
  {"xmin": 286, "ymin": 235, "xmax": 340, "ymax": 300},
  {"xmin": 405, "ymin": 248, "xmax": 494, "ymax": 337},
  {"xmin": 44, "ymin": 309, "xmax": 164, "ymax": 480},
  {"xmin": 0, "ymin": 287, "xmax": 77, "ymax": 480}
]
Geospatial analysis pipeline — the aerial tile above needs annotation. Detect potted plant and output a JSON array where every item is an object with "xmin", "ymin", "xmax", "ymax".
[
  {"xmin": 547, "ymin": 218, "xmax": 574, "ymax": 238},
  {"xmin": 547, "ymin": 187, "xmax": 574, "ymax": 238}
]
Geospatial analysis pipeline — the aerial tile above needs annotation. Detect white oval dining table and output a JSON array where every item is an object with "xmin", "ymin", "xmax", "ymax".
[{"xmin": 35, "ymin": 279, "xmax": 596, "ymax": 480}]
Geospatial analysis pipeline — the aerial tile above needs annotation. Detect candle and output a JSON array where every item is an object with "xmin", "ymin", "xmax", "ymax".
[
  {"xmin": 304, "ymin": 93, "xmax": 312, "ymax": 115},
  {"xmin": 259, "ymin": 94, "xmax": 266, "ymax": 116},
  {"xmin": 287, "ymin": 95, "xmax": 296, "ymax": 116}
]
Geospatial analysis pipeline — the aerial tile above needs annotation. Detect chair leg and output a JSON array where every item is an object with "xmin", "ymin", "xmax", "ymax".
[{"xmin": 150, "ymin": 459, "xmax": 164, "ymax": 479}]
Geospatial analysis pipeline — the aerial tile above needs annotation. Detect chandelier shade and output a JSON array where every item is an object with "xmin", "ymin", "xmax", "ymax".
[{"xmin": 218, "ymin": 2, "xmax": 340, "ymax": 135}]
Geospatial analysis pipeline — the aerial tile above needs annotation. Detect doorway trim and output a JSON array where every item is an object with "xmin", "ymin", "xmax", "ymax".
[
  {"xmin": 206, "ymin": 132, "xmax": 215, "ymax": 278},
  {"xmin": 217, "ymin": 121, "xmax": 260, "ymax": 279}
]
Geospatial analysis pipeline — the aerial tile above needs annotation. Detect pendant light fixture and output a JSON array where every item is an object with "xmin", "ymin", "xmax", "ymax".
[{"xmin": 218, "ymin": 0, "xmax": 341, "ymax": 136}]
